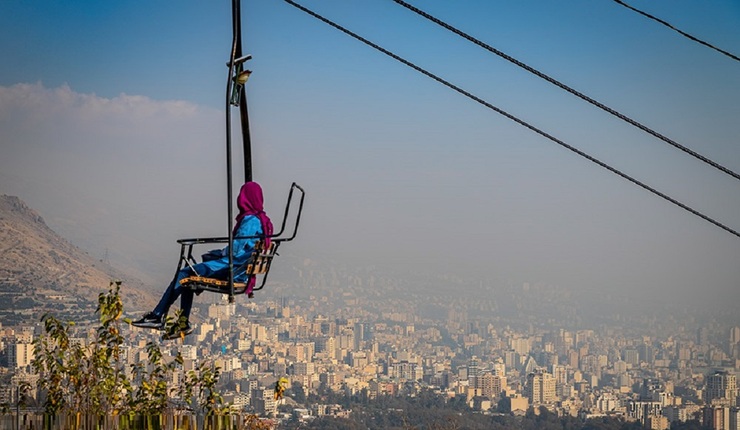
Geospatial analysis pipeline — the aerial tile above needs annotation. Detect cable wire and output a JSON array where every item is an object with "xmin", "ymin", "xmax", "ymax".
[
  {"xmin": 612, "ymin": 0, "xmax": 740, "ymax": 63},
  {"xmin": 391, "ymin": 0, "xmax": 740, "ymax": 183},
  {"xmin": 282, "ymin": 0, "xmax": 740, "ymax": 239}
]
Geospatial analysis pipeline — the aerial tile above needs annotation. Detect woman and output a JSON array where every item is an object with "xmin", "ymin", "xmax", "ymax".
[{"xmin": 132, "ymin": 181, "xmax": 273, "ymax": 339}]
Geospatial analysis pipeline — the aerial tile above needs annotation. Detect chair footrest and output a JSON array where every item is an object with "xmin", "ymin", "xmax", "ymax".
[{"xmin": 180, "ymin": 276, "xmax": 248, "ymax": 294}]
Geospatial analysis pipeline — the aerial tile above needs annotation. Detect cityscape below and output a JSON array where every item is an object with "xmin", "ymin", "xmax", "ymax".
[{"xmin": 1, "ymin": 257, "xmax": 739, "ymax": 429}]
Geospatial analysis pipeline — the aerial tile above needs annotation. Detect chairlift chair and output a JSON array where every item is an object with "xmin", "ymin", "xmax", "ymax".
[{"xmin": 176, "ymin": 182, "xmax": 305, "ymax": 298}]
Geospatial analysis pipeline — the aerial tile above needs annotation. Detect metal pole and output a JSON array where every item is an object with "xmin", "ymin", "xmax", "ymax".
[
  {"xmin": 226, "ymin": 0, "xmax": 254, "ymax": 302},
  {"xmin": 239, "ymin": 84, "xmax": 253, "ymax": 183},
  {"xmin": 233, "ymin": 0, "xmax": 253, "ymax": 183},
  {"xmin": 225, "ymin": 0, "xmax": 241, "ymax": 303}
]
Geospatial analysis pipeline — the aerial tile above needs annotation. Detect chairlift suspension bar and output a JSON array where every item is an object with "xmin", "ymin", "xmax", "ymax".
[
  {"xmin": 226, "ymin": 0, "xmax": 241, "ymax": 302},
  {"xmin": 226, "ymin": 0, "xmax": 256, "ymax": 302},
  {"xmin": 233, "ymin": 0, "xmax": 254, "ymax": 184}
]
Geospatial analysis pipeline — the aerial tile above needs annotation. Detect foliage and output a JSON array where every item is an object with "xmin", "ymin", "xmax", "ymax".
[
  {"xmin": 129, "ymin": 341, "xmax": 180, "ymax": 415},
  {"xmin": 27, "ymin": 280, "xmax": 247, "ymax": 428}
]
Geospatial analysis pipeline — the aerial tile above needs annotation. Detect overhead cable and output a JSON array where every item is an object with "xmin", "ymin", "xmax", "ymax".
[
  {"xmin": 391, "ymin": 0, "xmax": 740, "ymax": 182},
  {"xmin": 282, "ymin": 0, "xmax": 740, "ymax": 239},
  {"xmin": 612, "ymin": 0, "xmax": 740, "ymax": 63}
]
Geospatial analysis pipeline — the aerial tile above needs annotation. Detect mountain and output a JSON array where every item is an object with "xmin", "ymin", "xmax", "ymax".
[{"xmin": 0, "ymin": 195, "xmax": 157, "ymax": 326}]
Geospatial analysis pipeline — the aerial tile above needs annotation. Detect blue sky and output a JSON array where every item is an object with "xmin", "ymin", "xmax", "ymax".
[{"xmin": 1, "ymin": 1, "xmax": 739, "ymax": 310}]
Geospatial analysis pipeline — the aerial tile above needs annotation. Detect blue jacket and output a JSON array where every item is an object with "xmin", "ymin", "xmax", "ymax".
[{"xmin": 199, "ymin": 215, "xmax": 263, "ymax": 282}]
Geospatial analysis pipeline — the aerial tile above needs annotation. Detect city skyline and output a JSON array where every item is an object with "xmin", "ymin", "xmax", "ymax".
[{"xmin": 3, "ymin": 264, "xmax": 739, "ymax": 427}]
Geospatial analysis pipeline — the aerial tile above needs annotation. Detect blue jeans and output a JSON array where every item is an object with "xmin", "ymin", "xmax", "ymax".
[{"xmin": 153, "ymin": 262, "xmax": 226, "ymax": 320}]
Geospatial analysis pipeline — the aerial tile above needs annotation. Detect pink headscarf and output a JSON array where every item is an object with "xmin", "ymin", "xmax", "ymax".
[{"xmin": 235, "ymin": 182, "xmax": 273, "ymax": 248}]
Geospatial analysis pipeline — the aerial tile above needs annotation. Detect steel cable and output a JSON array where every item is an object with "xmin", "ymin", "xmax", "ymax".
[
  {"xmin": 282, "ymin": 0, "xmax": 740, "ymax": 239},
  {"xmin": 612, "ymin": 0, "xmax": 740, "ymax": 63},
  {"xmin": 391, "ymin": 0, "xmax": 740, "ymax": 182}
]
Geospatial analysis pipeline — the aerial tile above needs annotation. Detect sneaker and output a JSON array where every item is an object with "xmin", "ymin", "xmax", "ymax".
[
  {"xmin": 162, "ymin": 321, "xmax": 195, "ymax": 340},
  {"xmin": 131, "ymin": 312, "xmax": 164, "ymax": 330}
]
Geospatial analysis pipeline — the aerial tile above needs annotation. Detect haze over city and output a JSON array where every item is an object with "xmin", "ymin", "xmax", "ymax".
[{"xmin": 1, "ymin": 0, "xmax": 739, "ymax": 312}]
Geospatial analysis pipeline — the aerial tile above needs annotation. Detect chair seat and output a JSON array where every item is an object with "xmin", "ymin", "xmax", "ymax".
[
  {"xmin": 180, "ymin": 276, "xmax": 248, "ymax": 293},
  {"xmin": 179, "ymin": 240, "xmax": 278, "ymax": 297}
]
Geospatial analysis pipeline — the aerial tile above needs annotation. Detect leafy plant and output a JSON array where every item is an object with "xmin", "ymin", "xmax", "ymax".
[{"xmin": 27, "ymin": 280, "xmax": 256, "ymax": 429}]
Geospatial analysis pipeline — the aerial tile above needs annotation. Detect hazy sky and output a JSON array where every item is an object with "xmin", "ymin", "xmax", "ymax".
[{"xmin": 1, "ymin": 1, "xmax": 738, "ymax": 308}]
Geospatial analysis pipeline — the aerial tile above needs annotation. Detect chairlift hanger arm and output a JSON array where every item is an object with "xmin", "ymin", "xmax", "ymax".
[
  {"xmin": 225, "ymin": 0, "xmax": 252, "ymax": 301},
  {"xmin": 229, "ymin": 0, "xmax": 253, "ymax": 184}
]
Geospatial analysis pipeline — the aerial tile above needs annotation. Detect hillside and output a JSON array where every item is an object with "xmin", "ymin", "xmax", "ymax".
[{"xmin": 0, "ymin": 195, "xmax": 157, "ymax": 326}]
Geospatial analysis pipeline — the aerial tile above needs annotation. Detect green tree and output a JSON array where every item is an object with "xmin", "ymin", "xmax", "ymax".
[{"xmin": 28, "ymin": 281, "xmax": 247, "ymax": 429}]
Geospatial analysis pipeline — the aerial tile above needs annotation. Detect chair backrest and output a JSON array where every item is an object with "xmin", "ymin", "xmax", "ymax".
[{"xmin": 242, "ymin": 240, "xmax": 278, "ymax": 275}]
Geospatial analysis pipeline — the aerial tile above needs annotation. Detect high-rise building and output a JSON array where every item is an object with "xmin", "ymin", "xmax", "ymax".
[
  {"xmin": 353, "ymin": 322, "xmax": 365, "ymax": 350},
  {"xmin": 250, "ymin": 323, "xmax": 268, "ymax": 342},
  {"xmin": 510, "ymin": 337, "xmax": 531, "ymax": 356},
  {"xmin": 15, "ymin": 327, "xmax": 33, "ymax": 344},
  {"xmin": 568, "ymin": 350, "xmax": 579, "ymax": 369},
  {"xmin": 316, "ymin": 336, "xmax": 335, "ymax": 356},
  {"xmin": 288, "ymin": 343, "xmax": 307, "ymax": 362},
  {"xmin": 703, "ymin": 406, "xmax": 731, "ymax": 430},
  {"xmin": 729, "ymin": 407, "xmax": 740, "ymax": 430},
  {"xmin": 552, "ymin": 364, "xmax": 568, "ymax": 385},
  {"xmin": 623, "ymin": 349, "xmax": 640, "ymax": 367},
  {"xmin": 8, "ymin": 342, "xmax": 34, "ymax": 368},
  {"xmin": 251, "ymin": 387, "xmax": 276, "ymax": 416},
  {"xmin": 293, "ymin": 361, "xmax": 314, "ymax": 376},
  {"xmin": 595, "ymin": 392, "xmax": 621, "ymax": 413},
  {"xmin": 730, "ymin": 327, "xmax": 740, "ymax": 345},
  {"xmin": 638, "ymin": 344, "xmax": 655, "ymax": 364},
  {"xmin": 705, "ymin": 371, "xmax": 737, "ymax": 407},
  {"xmin": 646, "ymin": 415, "xmax": 669, "ymax": 430},
  {"xmin": 338, "ymin": 333, "xmax": 354, "ymax": 351},
  {"xmin": 627, "ymin": 400, "xmax": 663, "ymax": 426},
  {"xmin": 349, "ymin": 351, "xmax": 369, "ymax": 369},
  {"xmin": 475, "ymin": 372, "xmax": 503, "ymax": 399},
  {"xmin": 525, "ymin": 370, "xmax": 556, "ymax": 405},
  {"xmin": 731, "ymin": 327, "xmax": 740, "ymax": 359},
  {"xmin": 492, "ymin": 360, "xmax": 506, "ymax": 377},
  {"xmin": 697, "ymin": 327, "xmax": 709, "ymax": 346},
  {"xmin": 504, "ymin": 350, "xmax": 520, "ymax": 371},
  {"xmin": 641, "ymin": 378, "xmax": 662, "ymax": 401},
  {"xmin": 208, "ymin": 302, "xmax": 233, "ymax": 319},
  {"xmin": 467, "ymin": 356, "xmax": 481, "ymax": 380}
]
